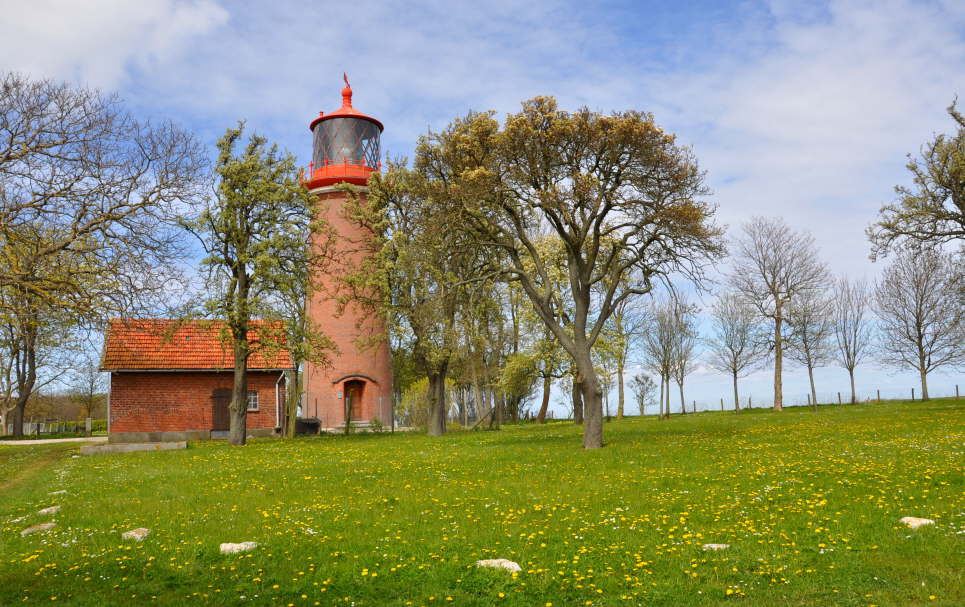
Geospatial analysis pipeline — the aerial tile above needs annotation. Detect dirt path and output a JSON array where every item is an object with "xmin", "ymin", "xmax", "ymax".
[{"xmin": 0, "ymin": 445, "xmax": 74, "ymax": 494}]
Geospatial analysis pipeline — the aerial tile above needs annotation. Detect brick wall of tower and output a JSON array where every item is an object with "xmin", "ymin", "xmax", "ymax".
[
  {"xmin": 108, "ymin": 371, "xmax": 283, "ymax": 433},
  {"xmin": 303, "ymin": 189, "xmax": 393, "ymax": 428}
]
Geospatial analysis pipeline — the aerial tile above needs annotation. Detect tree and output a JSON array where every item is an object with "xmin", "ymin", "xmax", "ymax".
[
  {"xmin": 630, "ymin": 373, "xmax": 657, "ymax": 415},
  {"xmin": 606, "ymin": 299, "xmax": 649, "ymax": 419},
  {"xmin": 69, "ymin": 350, "xmax": 106, "ymax": 421},
  {"xmin": 640, "ymin": 297, "xmax": 678, "ymax": 420},
  {"xmin": 428, "ymin": 98, "xmax": 723, "ymax": 448},
  {"xmin": 0, "ymin": 73, "xmax": 206, "ymax": 436},
  {"xmin": 705, "ymin": 291, "xmax": 767, "ymax": 412},
  {"xmin": 669, "ymin": 296, "xmax": 699, "ymax": 415},
  {"xmin": 0, "ymin": 72, "xmax": 206, "ymax": 317},
  {"xmin": 184, "ymin": 124, "xmax": 321, "ymax": 446},
  {"xmin": 832, "ymin": 277, "xmax": 873, "ymax": 404},
  {"xmin": 868, "ymin": 100, "xmax": 965, "ymax": 257},
  {"xmin": 730, "ymin": 217, "xmax": 829, "ymax": 410},
  {"xmin": 785, "ymin": 288, "xmax": 834, "ymax": 408},
  {"xmin": 872, "ymin": 250, "xmax": 963, "ymax": 400},
  {"xmin": 345, "ymin": 161, "xmax": 494, "ymax": 437}
]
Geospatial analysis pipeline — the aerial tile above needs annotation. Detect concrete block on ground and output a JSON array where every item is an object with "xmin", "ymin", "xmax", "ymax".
[{"xmin": 81, "ymin": 441, "xmax": 187, "ymax": 455}]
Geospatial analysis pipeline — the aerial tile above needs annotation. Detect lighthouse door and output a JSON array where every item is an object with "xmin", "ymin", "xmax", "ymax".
[{"xmin": 343, "ymin": 380, "xmax": 365, "ymax": 424}]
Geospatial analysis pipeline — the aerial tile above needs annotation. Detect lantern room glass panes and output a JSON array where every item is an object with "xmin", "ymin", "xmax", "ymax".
[{"xmin": 312, "ymin": 117, "xmax": 380, "ymax": 169}]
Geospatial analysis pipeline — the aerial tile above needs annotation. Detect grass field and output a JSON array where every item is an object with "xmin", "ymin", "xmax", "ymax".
[{"xmin": 0, "ymin": 400, "xmax": 962, "ymax": 606}]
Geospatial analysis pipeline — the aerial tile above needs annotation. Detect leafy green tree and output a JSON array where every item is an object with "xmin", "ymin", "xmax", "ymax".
[
  {"xmin": 184, "ymin": 124, "xmax": 324, "ymax": 446},
  {"xmin": 344, "ymin": 161, "xmax": 495, "ymax": 436},
  {"xmin": 419, "ymin": 98, "xmax": 723, "ymax": 447},
  {"xmin": 868, "ymin": 101, "xmax": 965, "ymax": 256}
]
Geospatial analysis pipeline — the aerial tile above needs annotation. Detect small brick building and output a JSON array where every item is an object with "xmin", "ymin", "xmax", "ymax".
[{"xmin": 101, "ymin": 319, "xmax": 292, "ymax": 443}]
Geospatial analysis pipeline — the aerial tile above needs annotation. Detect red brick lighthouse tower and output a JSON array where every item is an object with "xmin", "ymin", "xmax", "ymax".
[{"xmin": 302, "ymin": 75, "xmax": 392, "ymax": 430}]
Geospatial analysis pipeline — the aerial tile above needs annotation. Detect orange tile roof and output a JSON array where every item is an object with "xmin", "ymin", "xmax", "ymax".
[{"xmin": 101, "ymin": 319, "xmax": 293, "ymax": 371}]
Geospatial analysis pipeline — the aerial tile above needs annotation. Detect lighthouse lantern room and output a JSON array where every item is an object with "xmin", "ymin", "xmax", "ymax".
[{"xmin": 305, "ymin": 74, "xmax": 383, "ymax": 189}]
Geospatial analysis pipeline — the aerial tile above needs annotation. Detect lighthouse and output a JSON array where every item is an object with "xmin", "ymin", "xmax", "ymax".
[{"xmin": 302, "ymin": 75, "xmax": 393, "ymax": 430}]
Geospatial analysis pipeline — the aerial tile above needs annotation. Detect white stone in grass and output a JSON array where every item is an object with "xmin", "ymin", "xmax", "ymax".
[
  {"xmin": 49, "ymin": 490, "xmax": 67, "ymax": 495},
  {"xmin": 21, "ymin": 522, "xmax": 55, "ymax": 536},
  {"xmin": 476, "ymin": 558, "xmax": 521, "ymax": 573},
  {"xmin": 38, "ymin": 505, "xmax": 60, "ymax": 515},
  {"xmin": 220, "ymin": 541, "xmax": 259, "ymax": 554},
  {"xmin": 122, "ymin": 528, "xmax": 150, "ymax": 541},
  {"xmin": 702, "ymin": 543, "xmax": 730, "ymax": 551},
  {"xmin": 900, "ymin": 516, "xmax": 934, "ymax": 529}
]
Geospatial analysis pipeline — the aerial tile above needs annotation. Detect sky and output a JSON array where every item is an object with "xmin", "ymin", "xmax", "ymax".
[{"xmin": 1, "ymin": 0, "xmax": 962, "ymax": 413}]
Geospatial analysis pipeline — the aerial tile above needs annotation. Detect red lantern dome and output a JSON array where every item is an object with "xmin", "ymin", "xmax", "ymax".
[{"xmin": 304, "ymin": 74, "xmax": 383, "ymax": 189}]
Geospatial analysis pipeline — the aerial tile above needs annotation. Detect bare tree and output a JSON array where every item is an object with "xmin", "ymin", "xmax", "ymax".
[
  {"xmin": 785, "ymin": 288, "xmax": 834, "ymax": 408},
  {"xmin": 705, "ymin": 292, "xmax": 767, "ymax": 411},
  {"xmin": 730, "ymin": 217, "xmax": 829, "ymax": 410},
  {"xmin": 0, "ymin": 72, "xmax": 206, "ymax": 317},
  {"xmin": 69, "ymin": 350, "xmax": 106, "ymax": 420},
  {"xmin": 640, "ymin": 297, "xmax": 679, "ymax": 419},
  {"xmin": 873, "ymin": 250, "xmax": 963, "ymax": 400},
  {"xmin": 630, "ymin": 373, "xmax": 657, "ymax": 415},
  {"xmin": 670, "ymin": 296, "xmax": 699, "ymax": 415},
  {"xmin": 832, "ymin": 277, "xmax": 873, "ymax": 404},
  {"xmin": 606, "ymin": 299, "xmax": 649, "ymax": 420}
]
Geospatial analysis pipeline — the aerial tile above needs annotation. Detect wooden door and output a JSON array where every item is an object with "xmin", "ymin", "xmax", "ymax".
[{"xmin": 211, "ymin": 388, "xmax": 231, "ymax": 431}]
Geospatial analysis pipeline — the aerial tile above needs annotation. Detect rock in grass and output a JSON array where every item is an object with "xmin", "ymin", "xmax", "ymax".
[
  {"xmin": 122, "ymin": 528, "xmax": 150, "ymax": 541},
  {"xmin": 900, "ymin": 516, "xmax": 934, "ymax": 529},
  {"xmin": 49, "ymin": 490, "xmax": 67, "ymax": 495},
  {"xmin": 220, "ymin": 541, "xmax": 258, "ymax": 554},
  {"xmin": 38, "ymin": 505, "xmax": 60, "ymax": 515},
  {"xmin": 21, "ymin": 522, "xmax": 55, "ymax": 536},
  {"xmin": 702, "ymin": 543, "xmax": 730, "ymax": 551},
  {"xmin": 476, "ymin": 558, "xmax": 521, "ymax": 572}
]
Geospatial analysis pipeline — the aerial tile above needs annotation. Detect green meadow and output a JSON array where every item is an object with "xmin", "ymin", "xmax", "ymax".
[{"xmin": 1, "ymin": 400, "xmax": 962, "ymax": 606}]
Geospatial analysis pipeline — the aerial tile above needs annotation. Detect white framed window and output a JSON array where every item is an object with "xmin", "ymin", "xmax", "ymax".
[{"xmin": 246, "ymin": 390, "xmax": 259, "ymax": 411}]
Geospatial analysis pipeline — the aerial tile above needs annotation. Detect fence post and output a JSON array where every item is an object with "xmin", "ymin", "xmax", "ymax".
[
  {"xmin": 807, "ymin": 393, "xmax": 811, "ymax": 406},
  {"xmin": 836, "ymin": 392, "xmax": 841, "ymax": 404},
  {"xmin": 911, "ymin": 388, "xmax": 915, "ymax": 401},
  {"xmin": 956, "ymin": 385, "xmax": 960, "ymax": 400},
  {"xmin": 748, "ymin": 396, "xmax": 752, "ymax": 409},
  {"xmin": 720, "ymin": 398, "xmax": 724, "ymax": 412},
  {"xmin": 877, "ymin": 389, "xmax": 880, "ymax": 402}
]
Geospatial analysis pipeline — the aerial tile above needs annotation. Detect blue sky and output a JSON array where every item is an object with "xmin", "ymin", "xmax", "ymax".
[{"xmin": 2, "ymin": 0, "xmax": 962, "ymax": 411}]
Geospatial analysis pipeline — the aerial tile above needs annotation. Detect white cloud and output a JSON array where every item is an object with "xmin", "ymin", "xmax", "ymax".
[{"xmin": 0, "ymin": 0, "xmax": 227, "ymax": 88}]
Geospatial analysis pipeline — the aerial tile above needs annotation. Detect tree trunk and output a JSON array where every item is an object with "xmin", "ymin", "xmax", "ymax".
[
  {"xmin": 579, "ymin": 365, "xmax": 603, "ymax": 449},
  {"xmin": 848, "ymin": 368, "xmax": 857, "ymax": 404},
  {"xmin": 678, "ymin": 380, "xmax": 686, "ymax": 415},
  {"xmin": 919, "ymin": 366, "xmax": 929, "ymax": 401},
  {"xmin": 616, "ymin": 359, "xmax": 625, "ymax": 420},
  {"xmin": 228, "ymin": 345, "xmax": 248, "ymax": 446},
  {"xmin": 427, "ymin": 371, "xmax": 447, "ymax": 436},
  {"xmin": 536, "ymin": 375, "xmax": 551, "ymax": 423},
  {"xmin": 808, "ymin": 364, "xmax": 818, "ymax": 410},
  {"xmin": 732, "ymin": 370, "xmax": 740, "ymax": 412},
  {"xmin": 773, "ymin": 314, "xmax": 784, "ymax": 411},
  {"xmin": 657, "ymin": 375, "xmax": 664, "ymax": 419},
  {"xmin": 572, "ymin": 376, "xmax": 584, "ymax": 424},
  {"xmin": 284, "ymin": 369, "xmax": 299, "ymax": 438},
  {"xmin": 12, "ymin": 397, "xmax": 27, "ymax": 438}
]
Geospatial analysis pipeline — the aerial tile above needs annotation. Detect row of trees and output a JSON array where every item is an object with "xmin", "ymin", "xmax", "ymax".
[
  {"xmin": 3, "ymin": 71, "xmax": 962, "ymax": 447},
  {"xmin": 642, "ymin": 228, "xmax": 962, "ymax": 417}
]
